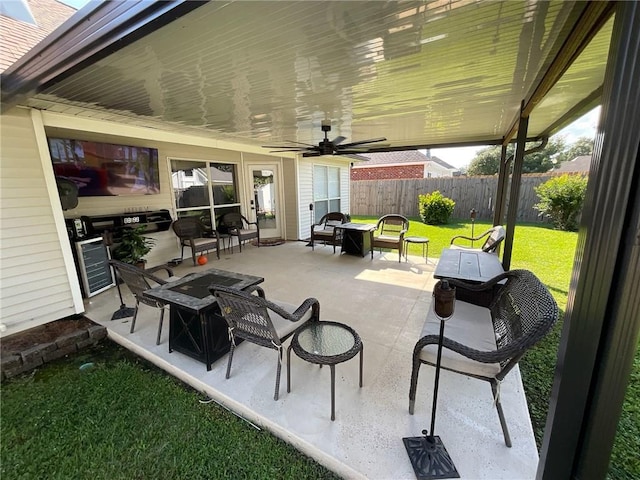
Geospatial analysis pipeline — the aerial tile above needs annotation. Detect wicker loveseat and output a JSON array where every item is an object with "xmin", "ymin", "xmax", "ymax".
[{"xmin": 408, "ymin": 269, "xmax": 558, "ymax": 447}]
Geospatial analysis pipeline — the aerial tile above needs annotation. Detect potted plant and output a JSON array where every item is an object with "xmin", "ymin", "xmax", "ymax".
[{"xmin": 112, "ymin": 225, "xmax": 155, "ymax": 268}]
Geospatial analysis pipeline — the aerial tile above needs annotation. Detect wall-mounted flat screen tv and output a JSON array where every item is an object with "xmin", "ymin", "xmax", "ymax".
[{"xmin": 48, "ymin": 138, "xmax": 160, "ymax": 196}]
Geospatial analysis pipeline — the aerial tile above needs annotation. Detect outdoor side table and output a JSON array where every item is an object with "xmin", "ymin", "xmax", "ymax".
[
  {"xmin": 404, "ymin": 236, "xmax": 429, "ymax": 263},
  {"xmin": 287, "ymin": 321, "xmax": 363, "ymax": 421}
]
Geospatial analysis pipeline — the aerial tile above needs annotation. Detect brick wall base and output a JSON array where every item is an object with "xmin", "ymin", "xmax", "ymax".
[{"xmin": 1, "ymin": 323, "xmax": 107, "ymax": 381}]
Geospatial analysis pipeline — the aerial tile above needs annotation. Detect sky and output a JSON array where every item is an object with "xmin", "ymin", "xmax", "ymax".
[
  {"xmin": 431, "ymin": 106, "xmax": 601, "ymax": 169},
  {"xmin": 58, "ymin": 0, "xmax": 90, "ymax": 8}
]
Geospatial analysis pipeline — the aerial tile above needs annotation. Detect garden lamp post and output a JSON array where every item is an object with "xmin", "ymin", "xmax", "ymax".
[
  {"xmin": 470, "ymin": 209, "xmax": 477, "ymax": 247},
  {"xmin": 403, "ymin": 280, "xmax": 459, "ymax": 479}
]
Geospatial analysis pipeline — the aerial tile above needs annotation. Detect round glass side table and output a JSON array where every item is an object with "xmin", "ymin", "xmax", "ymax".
[{"xmin": 287, "ymin": 321, "xmax": 363, "ymax": 421}]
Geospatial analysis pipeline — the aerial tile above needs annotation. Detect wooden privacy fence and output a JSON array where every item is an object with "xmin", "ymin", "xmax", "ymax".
[{"xmin": 350, "ymin": 174, "xmax": 570, "ymax": 223}]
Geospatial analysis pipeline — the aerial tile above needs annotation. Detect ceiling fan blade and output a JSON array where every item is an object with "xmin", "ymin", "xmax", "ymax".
[
  {"xmin": 338, "ymin": 137, "xmax": 388, "ymax": 148},
  {"xmin": 301, "ymin": 151, "xmax": 322, "ymax": 157},
  {"xmin": 336, "ymin": 148, "xmax": 371, "ymax": 153},
  {"xmin": 331, "ymin": 136, "xmax": 347, "ymax": 146},
  {"xmin": 269, "ymin": 149, "xmax": 305, "ymax": 153}
]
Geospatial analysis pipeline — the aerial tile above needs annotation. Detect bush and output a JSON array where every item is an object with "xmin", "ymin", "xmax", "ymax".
[
  {"xmin": 418, "ymin": 190, "xmax": 455, "ymax": 225},
  {"xmin": 534, "ymin": 174, "xmax": 588, "ymax": 231}
]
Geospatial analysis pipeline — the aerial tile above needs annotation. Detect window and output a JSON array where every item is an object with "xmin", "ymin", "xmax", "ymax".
[
  {"xmin": 313, "ymin": 165, "xmax": 341, "ymax": 222},
  {"xmin": 171, "ymin": 159, "xmax": 240, "ymax": 229}
]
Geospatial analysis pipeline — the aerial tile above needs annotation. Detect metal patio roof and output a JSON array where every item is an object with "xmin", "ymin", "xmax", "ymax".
[{"xmin": 1, "ymin": 0, "xmax": 614, "ymax": 151}]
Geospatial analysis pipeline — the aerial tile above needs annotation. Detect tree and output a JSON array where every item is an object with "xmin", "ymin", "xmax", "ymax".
[
  {"xmin": 466, "ymin": 146, "xmax": 507, "ymax": 175},
  {"xmin": 467, "ymin": 137, "xmax": 568, "ymax": 175},
  {"xmin": 523, "ymin": 137, "xmax": 566, "ymax": 173}
]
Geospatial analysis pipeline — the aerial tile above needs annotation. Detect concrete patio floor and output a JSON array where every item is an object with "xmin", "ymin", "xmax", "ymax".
[{"xmin": 85, "ymin": 241, "xmax": 539, "ymax": 479}]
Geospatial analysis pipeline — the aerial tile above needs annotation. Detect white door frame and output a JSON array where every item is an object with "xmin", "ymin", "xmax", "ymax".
[{"xmin": 244, "ymin": 161, "xmax": 283, "ymax": 239}]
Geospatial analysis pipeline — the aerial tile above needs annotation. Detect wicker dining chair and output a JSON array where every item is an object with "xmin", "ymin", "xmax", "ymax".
[
  {"xmin": 109, "ymin": 260, "xmax": 176, "ymax": 345},
  {"xmin": 408, "ymin": 269, "xmax": 559, "ymax": 447},
  {"xmin": 211, "ymin": 284, "xmax": 320, "ymax": 400},
  {"xmin": 220, "ymin": 212, "xmax": 260, "ymax": 252},
  {"xmin": 450, "ymin": 225, "xmax": 506, "ymax": 253},
  {"xmin": 310, "ymin": 212, "xmax": 347, "ymax": 253},
  {"xmin": 372, "ymin": 214, "xmax": 409, "ymax": 262},
  {"xmin": 172, "ymin": 217, "xmax": 220, "ymax": 265}
]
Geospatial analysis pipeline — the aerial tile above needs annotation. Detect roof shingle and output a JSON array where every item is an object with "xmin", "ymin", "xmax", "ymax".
[{"xmin": 0, "ymin": 0, "xmax": 76, "ymax": 73}]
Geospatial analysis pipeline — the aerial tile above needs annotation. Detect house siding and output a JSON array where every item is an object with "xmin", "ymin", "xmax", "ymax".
[
  {"xmin": 1, "ymin": 108, "xmax": 81, "ymax": 337},
  {"xmin": 297, "ymin": 161, "xmax": 313, "ymax": 240},
  {"xmin": 300, "ymin": 158, "xmax": 351, "ymax": 240},
  {"xmin": 281, "ymin": 158, "xmax": 298, "ymax": 241}
]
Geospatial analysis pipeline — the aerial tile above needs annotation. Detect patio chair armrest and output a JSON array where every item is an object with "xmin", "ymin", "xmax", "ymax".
[
  {"xmin": 141, "ymin": 270, "xmax": 171, "ymax": 286},
  {"xmin": 244, "ymin": 285, "xmax": 266, "ymax": 298},
  {"xmin": 211, "ymin": 284, "xmax": 320, "ymax": 322},
  {"xmin": 147, "ymin": 264, "xmax": 174, "ymax": 278},
  {"xmin": 414, "ymin": 334, "xmax": 513, "ymax": 365},
  {"xmin": 450, "ymin": 229, "xmax": 491, "ymax": 245},
  {"xmin": 262, "ymin": 296, "xmax": 319, "ymax": 322},
  {"xmin": 288, "ymin": 297, "xmax": 320, "ymax": 322}
]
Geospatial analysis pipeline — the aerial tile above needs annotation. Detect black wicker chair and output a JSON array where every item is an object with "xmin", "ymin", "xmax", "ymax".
[
  {"xmin": 220, "ymin": 212, "xmax": 260, "ymax": 252},
  {"xmin": 310, "ymin": 212, "xmax": 347, "ymax": 253},
  {"xmin": 172, "ymin": 217, "xmax": 220, "ymax": 265},
  {"xmin": 211, "ymin": 285, "xmax": 320, "ymax": 400},
  {"xmin": 109, "ymin": 260, "xmax": 176, "ymax": 345},
  {"xmin": 450, "ymin": 225, "xmax": 506, "ymax": 253},
  {"xmin": 372, "ymin": 214, "xmax": 409, "ymax": 262},
  {"xmin": 408, "ymin": 269, "xmax": 558, "ymax": 447}
]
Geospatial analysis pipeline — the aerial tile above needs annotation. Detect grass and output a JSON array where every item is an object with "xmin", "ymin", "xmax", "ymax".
[
  {"xmin": 0, "ymin": 344, "xmax": 338, "ymax": 480},
  {"xmin": 2, "ymin": 218, "xmax": 637, "ymax": 478}
]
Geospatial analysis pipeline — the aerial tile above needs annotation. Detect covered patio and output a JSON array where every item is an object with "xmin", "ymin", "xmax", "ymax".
[
  {"xmin": 1, "ymin": 1, "xmax": 638, "ymax": 478},
  {"xmin": 86, "ymin": 244, "xmax": 538, "ymax": 479}
]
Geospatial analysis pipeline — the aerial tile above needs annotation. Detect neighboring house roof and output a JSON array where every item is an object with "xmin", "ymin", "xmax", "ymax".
[
  {"xmin": 555, "ymin": 155, "xmax": 592, "ymax": 173},
  {"xmin": 356, "ymin": 151, "xmax": 457, "ymax": 170},
  {"xmin": 0, "ymin": 0, "xmax": 76, "ymax": 73}
]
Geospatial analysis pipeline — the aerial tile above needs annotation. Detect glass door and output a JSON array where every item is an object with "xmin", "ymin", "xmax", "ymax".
[{"xmin": 247, "ymin": 164, "xmax": 281, "ymax": 239}]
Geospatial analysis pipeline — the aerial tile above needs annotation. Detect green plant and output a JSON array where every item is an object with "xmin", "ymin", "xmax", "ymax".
[
  {"xmin": 534, "ymin": 174, "xmax": 588, "ymax": 231},
  {"xmin": 112, "ymin": 225, "xmax": 155, "ymax": 265},
  {"xmin": 418, "ymin": 190, "xmax": 455, "ymax": 225}
]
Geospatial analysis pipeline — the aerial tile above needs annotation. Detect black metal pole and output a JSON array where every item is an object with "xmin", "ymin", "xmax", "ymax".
[{"xmin": 429, "ymin": 318, "xmax": 447, "ymax": 436}]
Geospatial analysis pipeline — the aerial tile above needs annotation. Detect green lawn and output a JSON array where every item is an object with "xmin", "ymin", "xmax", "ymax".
[
  {"xmin": 2, "ymin": 218, "xmax": 637, "ymax": 478},
  {"xmin": 0, "ymin": 344, "xmax": 338, "ymax": 480}
]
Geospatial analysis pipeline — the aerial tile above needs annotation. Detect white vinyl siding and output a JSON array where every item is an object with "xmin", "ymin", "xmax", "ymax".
[
  {"xmin": 0, "ymin": 109, "xmax": 81, "ymax": 336},
  {"xmin": 297, "ymin": 161, "xmax": 314, "ymax": 240}
]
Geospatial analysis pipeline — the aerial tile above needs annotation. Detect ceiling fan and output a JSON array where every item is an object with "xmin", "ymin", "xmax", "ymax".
[{"xmin": 263, "ymin": 121, "xmax": 387, "ymax": 160}]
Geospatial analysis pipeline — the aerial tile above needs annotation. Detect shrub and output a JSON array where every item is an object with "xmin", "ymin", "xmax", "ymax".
[
  {"xmin": 534, "ymin": 174, "xmax": 588, "ymax": 231},
  {"xmin": 418, "ymin": 190, "xmax": 455, "ymax": 225}
]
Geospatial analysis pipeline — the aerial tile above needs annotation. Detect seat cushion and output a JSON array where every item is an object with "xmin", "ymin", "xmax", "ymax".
[
  {"xmin": 269, "ymin": 300, "xmax": 314, "ymax": 339},
  {"xmin": 236, "ymin": 228, "xmax": 257, "ymax": 237},
  {"xmin": 374, "ymin": 235, "xmax": 400, "ymax": 247},
  {"xmin": 188, "ymin": 238, "xmax": 218, "ymax": 248},
  {"xmin": 419, "ymin": 300, "xmax": 501, "ymax": 377},
  {"xmin": 313, "ymin": 228, "xmax": 335, "ymax": 238}
]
